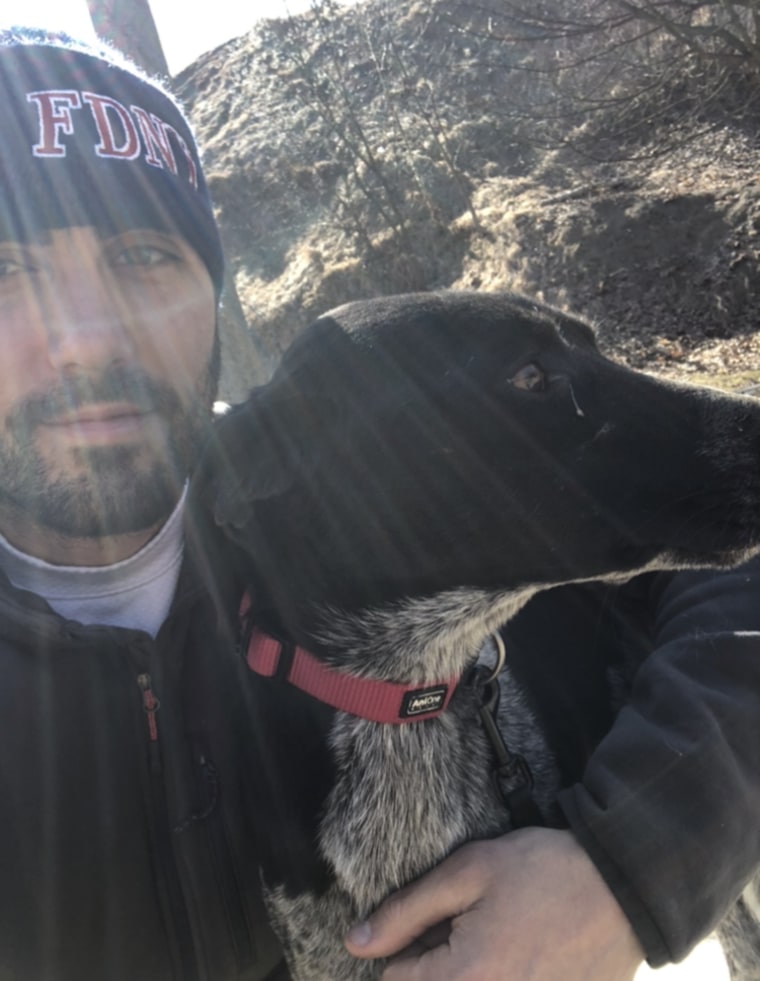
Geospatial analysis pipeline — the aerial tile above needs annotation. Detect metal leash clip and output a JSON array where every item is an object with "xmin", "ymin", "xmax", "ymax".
[{"xmin": 471, "ymin": 634, "xmax": 544, "ymax": 830}]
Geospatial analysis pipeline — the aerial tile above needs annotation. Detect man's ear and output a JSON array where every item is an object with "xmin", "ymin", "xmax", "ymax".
[{"xmin": 195, "ymin": 382, "xmax": 332, "ymax": 530}]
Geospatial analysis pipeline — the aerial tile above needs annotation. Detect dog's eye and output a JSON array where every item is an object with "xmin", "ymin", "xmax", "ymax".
[{"xmin": 509, "ymin": 363, "xmax": 546, "ymax": 392}]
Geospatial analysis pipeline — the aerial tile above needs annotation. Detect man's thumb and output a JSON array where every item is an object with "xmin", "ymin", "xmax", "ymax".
[{"xmin": 344, "ymin": 844, "xmax": 487, "ymax": 959}]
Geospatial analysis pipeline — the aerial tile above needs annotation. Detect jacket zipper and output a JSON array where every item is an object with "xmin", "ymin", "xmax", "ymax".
[
  {"xmin": 136, "ymin": 671, "xmax": 201, "ymax": 981},
  {"xmin": 137, "ymin": 673, "xmax": 162, "ymax": 775}
]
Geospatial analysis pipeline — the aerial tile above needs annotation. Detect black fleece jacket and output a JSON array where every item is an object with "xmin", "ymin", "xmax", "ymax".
[
  {"xmin": 0, "ymin": 501, "xmax": 287, "ymax": 981},
  {"xmin": 504, "ymin": 557, "xmax": 760, "ymax": 966}
]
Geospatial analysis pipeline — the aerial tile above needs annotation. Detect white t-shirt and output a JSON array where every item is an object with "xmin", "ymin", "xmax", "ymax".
[{"xmin": 0, "ymin": 486, "xmax": 187, "ymax": 639}]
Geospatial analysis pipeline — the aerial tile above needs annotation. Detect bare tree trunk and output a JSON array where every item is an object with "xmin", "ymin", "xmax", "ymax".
[{"xmin": 86, "ymin": 0, "xmax": 169, "ymax": 78}]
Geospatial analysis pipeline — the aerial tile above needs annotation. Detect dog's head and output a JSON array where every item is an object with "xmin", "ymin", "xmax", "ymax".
[{"xmin": 200, "ymin": 291, "xmax": 760, "ymax": 620}]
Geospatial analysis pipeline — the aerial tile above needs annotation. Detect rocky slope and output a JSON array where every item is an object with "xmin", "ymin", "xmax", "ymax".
[{"xmin": 175, "ymin": 0, "xmax": 760, "ymax": 400}]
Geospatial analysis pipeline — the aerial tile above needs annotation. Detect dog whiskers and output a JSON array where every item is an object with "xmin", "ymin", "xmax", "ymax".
[{"xmin": 569, "ymin": 383, "xmax": 585, "ymax": 418}]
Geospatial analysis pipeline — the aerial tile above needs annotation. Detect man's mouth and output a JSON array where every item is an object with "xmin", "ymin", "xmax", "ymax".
[{"xmin": 41, "ymin": 403, "xmax": 156, "ymax": 445}]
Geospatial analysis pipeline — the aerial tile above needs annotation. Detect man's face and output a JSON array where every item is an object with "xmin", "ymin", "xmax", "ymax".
[{"xmin": 0, "ymin": 225, "xmax": 216, "ymax": 545}]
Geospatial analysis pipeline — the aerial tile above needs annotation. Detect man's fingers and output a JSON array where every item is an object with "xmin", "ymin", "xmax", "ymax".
[
  {"xmin": 344, "ymin": 842, "xmax": 490, "ymax": 959},
  {"xmin": 382, "ymin": 939, "xmax": 456, "ymax": 981}
]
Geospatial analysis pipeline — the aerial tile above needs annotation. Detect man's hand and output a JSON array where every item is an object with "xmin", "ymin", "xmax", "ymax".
[{"xmin": 344, "ymin": 828, "xmax": 644, "ymax": 980}]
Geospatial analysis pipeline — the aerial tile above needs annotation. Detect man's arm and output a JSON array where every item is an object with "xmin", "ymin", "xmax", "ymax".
[
  {"xmin": 560, "ymin": 559, "xmax": 760, "ymax": 965},
  {"xmin": 344, "ymin": 558, "xmax": 760, "ymax": 977}
]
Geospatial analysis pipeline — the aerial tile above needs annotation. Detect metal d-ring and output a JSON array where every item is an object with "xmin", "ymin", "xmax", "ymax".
[{"xmin": 482, "ymin": 632, "xmax": 506, "ymax": 685}]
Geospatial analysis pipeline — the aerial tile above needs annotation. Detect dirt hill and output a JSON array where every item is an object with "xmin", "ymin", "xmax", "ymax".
[{"xmin": 175, "ymin": 0, "xmax": 760, "ymax": 400}]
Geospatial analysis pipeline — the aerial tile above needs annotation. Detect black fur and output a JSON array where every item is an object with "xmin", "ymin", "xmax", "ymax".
[{"xmin": 199, "ymin": 291, "xmax": 760, "ymax": 979}]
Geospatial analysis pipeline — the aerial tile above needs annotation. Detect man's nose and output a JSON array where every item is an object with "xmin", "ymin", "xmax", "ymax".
[{"xmin": 43, "ymin": 268, "xmax": 135, "ymax": 373}]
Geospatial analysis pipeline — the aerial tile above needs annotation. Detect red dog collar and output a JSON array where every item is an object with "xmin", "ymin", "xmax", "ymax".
[{"xmin": 245, "ymin": 627, "xmax": 459, "ymax": 724}]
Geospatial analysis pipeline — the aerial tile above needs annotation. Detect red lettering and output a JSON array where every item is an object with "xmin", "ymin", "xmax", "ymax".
[
  {"xmin": 130, "ymin": 105, "xmax": 178, "ymax": 175},
  {"xmin": 25, "ymin": 89, "xmax": 199, "ymax": 194},
  {"xmin": 27, "ymin": 90, "xmax": 82, "ymax": 157},
  {"xmin": 167, "ymin": 126, "xmax": 198, "ymax": 190},
  {"xmin": 82, "ymin": 92, "xmax": 140, "ymax": 159},
  {"xmin": 131, "ymin": 107, "xmax": 198, "ymax": 190}
]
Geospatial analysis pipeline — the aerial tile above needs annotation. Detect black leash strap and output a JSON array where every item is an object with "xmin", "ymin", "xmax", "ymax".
[{"xmin": 470, "ymin": 663, "xmax": 545, "ymax": 830}]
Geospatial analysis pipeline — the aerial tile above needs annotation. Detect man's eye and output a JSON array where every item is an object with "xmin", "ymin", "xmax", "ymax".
[
  {"xmin": 114, "ymin": 245, "xmax": 176, "ymax": 267},
  {"xmin": 0, "ymin": 257, "xmax": 33, "ymax": 278},
  {"xmin": 509, "ymin": 363, "xmax": 546, "ymax": 392}
]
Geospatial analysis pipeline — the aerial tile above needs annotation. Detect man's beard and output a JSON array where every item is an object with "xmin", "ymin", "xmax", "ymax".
[{"xmin": 0, "ymin": 364, "xmax": 215, "ymax": 539}]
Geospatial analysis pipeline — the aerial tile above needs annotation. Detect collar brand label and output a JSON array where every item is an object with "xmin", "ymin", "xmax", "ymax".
[{"xmin": 400, "ymin": 685, "xmax": 449, "ymax": 719}]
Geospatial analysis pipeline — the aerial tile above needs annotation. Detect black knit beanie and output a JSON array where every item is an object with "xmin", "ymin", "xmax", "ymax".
[{"xmin": 0, "ymin": 28, "xmax": 224, "ymax": 296}]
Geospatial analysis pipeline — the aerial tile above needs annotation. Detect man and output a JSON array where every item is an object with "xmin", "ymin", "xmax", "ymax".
[
  {"xmin": 0, "ymin": 25, "xmax": 758, "ymax": 981},
  {"xmin": 0, "ymin": 28, "xmax": 286, "ymax": 980}
]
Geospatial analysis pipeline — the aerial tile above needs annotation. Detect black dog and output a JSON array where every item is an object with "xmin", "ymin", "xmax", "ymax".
[{"xmin": 202, "ymin": 292, "xmax": 760, "ymax": 980}]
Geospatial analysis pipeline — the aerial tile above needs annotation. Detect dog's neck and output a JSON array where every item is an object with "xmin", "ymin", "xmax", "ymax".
[
  {"xmin": 243, "ymin": 548, "xmax": 689, "ymax": 689},
  {"xmin": 260, "ymin": 557, "xmax": 683, "ymax": 686},
  {"xmin": 300, "ymin": 585, "xmax": 541, "ymax": 685}
]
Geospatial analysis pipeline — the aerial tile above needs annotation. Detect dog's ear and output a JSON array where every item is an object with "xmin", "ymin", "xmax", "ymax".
[{"xmin": 197, "ymin": 384, "xmax": 332, "ymax": 530}]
